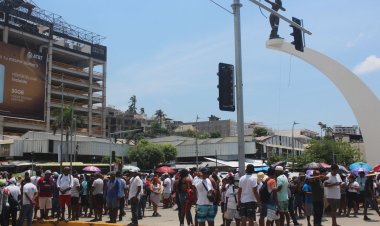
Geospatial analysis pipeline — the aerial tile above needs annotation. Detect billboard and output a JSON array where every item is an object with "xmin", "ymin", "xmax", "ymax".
[{"xmin": 0, "ymin": 42, "xmax": 46, "ymax": 120}]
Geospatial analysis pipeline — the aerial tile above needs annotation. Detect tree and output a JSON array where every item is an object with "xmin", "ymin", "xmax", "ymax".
[
  {"xmin": 154, "ymin": 109, "xmax": 166, "ymax": 128},
  {"xmin": 210, "ymin": 132, "xmax": 221, "ymax": 138},
  {"xmin": 101, "ymin": 156, "xmax": 121, "ymax": 164},
  {"xmin": 266, "ymin": 153, "xmax": 285, "ymax": 166},
  {"xmin": 127, "ymin": 141, "xmax": 165, "ymax": 170},
  {"xmin": 127, "ymin": 95, "xmax": 137, "ymax": 114},
  {"xmin": 51, "ymin": 105, "xmax": 83, "ymax": 161},
  {"xmin": 253, "ymin": 127, "xmax": 268, "ymax": 137},
  {"xmin": 160, "ymin": 144, "xmax": 177, "ymax": 163},
  {"xmin": 317, "ymin": 122, "xmax": 327, "ymax": 138},
  {"xmin": 139, "ymin": 107, "xmax": 145, "ymax": 114},
  {"xmin": 295, "ymin": 139, "xmax": 362, "ymax": 167}
]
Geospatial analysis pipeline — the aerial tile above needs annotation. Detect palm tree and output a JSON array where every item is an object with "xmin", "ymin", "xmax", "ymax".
[
  {"xmin": 51, "ymin": 105, "xmax": 83, "ymax": 161},
  {"xmin": 318, "ymin": 122, "xmax": 327, "ymax": 138},
  {"xmin": 154, "ymin": 109, "xmax": 166, "ymax": 128},
  {"xmin": 127, "ymin": 95, "xmax": 137, "ymax": 114}
]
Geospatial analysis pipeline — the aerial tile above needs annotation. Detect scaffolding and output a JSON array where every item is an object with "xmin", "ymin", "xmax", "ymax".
[{"xmin": 0, "ymin": 0, "xmax": 105, "ymax": 44}]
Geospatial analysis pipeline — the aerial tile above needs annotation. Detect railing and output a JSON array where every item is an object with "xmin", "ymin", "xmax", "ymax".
[
  {"xmin": 52, "ymin": 72, "xmax": 88, "ymax": 86},
  {"xmin": 4, "ymin": 118, "xmax": 46, "ymax": 127},
  {"xmin": 52, "ymin": 61, "xmax": 87, "ymax": 74}
]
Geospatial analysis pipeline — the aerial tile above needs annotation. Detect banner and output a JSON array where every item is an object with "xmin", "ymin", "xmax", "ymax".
[{"xmin": 0, "ymin": 42, "xmax": 46, "ymax": 120}]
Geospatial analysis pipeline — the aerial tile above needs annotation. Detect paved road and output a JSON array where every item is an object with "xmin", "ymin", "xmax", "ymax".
[{"xmin": 88, "ymin": 203, "xmax": 380, "ymax": 226}]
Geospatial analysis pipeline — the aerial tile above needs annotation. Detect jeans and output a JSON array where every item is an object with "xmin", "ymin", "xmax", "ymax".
[
  {"xmin": 131, "ymin": 200, "xmax": 139, "ymax": 224},
  {"xmin": 4, "ymin": 207, "xmax": 18, "ymax": 226},
  {"xmin": 17, "ymin": 204, "xmax": 34, "ymax": 226},
  {"xmin": 313, "ymin": 201, "xmax": 323, "ymax": 226}
]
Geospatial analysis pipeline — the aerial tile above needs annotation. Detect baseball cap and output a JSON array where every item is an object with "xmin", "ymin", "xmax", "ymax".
[{"xmin": 275, "ymin": 166, "xmax": 284, "ymax": 171}]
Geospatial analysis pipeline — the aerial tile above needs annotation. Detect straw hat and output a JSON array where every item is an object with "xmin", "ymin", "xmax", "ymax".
[{"xmin": 366, "ymin": 171, "xmax": 377, "ymax": 177}]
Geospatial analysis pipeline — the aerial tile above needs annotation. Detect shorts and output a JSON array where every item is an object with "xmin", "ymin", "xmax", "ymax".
[
  {"xmin": 225, "ymin": 208, "xmax": 240, "ymax": 220},
  {"xmin": 106, "ymin": 197, "xmax": 120, "ymax": 209},
  {"xmin": 278, "ymin": 201, "xmax": 289, "ymax": 212},
  {"xmin": 267, "ymin": 208, "xmax": 280, "ymax": 221},
  {"xmin": 327, "ymin": 199, "xmax": 340, "ymax": 209},
  {"xmin": 81, "ymin": 195, "xmax": 89, "ymax": 206},
  {"xmin": 197, "ymin": 205, "xmax": 217, "ymax": 223},
  {"xmin": 39, "ymin": 197, "xmax": 52, "ymax": 210},
  {"xmin": 94, "ymin": 194, "xmax": 104, "ymax": 209},
  {"xmin": 163, "ymin": 193, "xmax": 171, "ymax": 199},
  {"xmin": 260, "ymin": 204, "xmax": 268, "ymax": 218},
  {"xmin": 304, "ymin": 203, "xmax": 313, "ymax": 216},
  {"xmin": 239, "ymin": 201, "xmax": 257, "ymax": 220},
  {"xmin": 59, "ymin": 195, "xmax": 71, "ymax": 208},
  {"xmin": 365, "ymin": 197, "xmax": 379, "ymax": 211},
  {"xmin": 71, "ymin": 196, "xmax": 79, "ymax": 207}
]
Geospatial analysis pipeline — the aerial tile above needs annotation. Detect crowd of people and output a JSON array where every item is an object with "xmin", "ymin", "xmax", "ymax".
[{"xmin": 0, "ymin": 164, "xmax": 379, "ymax": 226}]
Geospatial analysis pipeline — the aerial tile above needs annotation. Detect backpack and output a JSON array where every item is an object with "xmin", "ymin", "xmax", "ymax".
[
  {"xmin": 8, "ymin": 193, "xmax": 20, "ymax": 210},
  {"xmin": 259, "ymin": 180, "xmax": 271, "ymax": 203}
]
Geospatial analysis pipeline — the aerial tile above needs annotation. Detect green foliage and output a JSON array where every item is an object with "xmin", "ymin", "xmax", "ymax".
[
  {"xmin": 267, "ymin": 153, "xmax": 285, "ymax": 166},
  {"xmin": 127, "ymin": 140, "xmax": 177, "ymax": 170},
  {"xmin": 296, "ymin": 139, "xmax": 362, "ymax": 167},
  {"xmin": 160, "ymin": 144, "xmax": 177, "ymax": 162},
  {"xmin": 210, "ymin": 132, "xmax": 221, "ymax": 138},
  {"xmin": 101, "ymin": 156, "xmax": 122, "ymax": 164},
  {"xmin": 253, "ymin": 127, "xmax": 268, "ymax": 137},
  {"xmin": 127, "ymin": 95, "xmax": 137, "ymax": 114}
]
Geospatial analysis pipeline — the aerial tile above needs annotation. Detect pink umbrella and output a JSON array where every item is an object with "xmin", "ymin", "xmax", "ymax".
[
  {"xmin": 155, "ymin": 166, "xmax": 176, "ymax": 174},
  {"xmin": 83, "ymin": 166, "xmax": 101, "ymax": 172}
]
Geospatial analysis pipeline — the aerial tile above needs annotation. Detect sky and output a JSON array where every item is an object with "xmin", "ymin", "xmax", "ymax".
[{"xmin": 33, "ymin": 0, "xmax": 380, "ymax": 133}]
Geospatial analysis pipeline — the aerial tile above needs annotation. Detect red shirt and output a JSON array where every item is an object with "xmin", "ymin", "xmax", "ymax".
[{"xmin": 37, "ymin": 177, "xmax": 54, "ymax": 197}]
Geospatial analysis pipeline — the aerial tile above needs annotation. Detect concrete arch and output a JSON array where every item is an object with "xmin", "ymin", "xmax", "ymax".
[{"xmin": 266, "ymin": 39, "xmax": 380, "ymax": 166}]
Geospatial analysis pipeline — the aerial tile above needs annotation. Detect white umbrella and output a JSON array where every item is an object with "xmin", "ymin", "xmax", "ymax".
[{"xmin": 122, "ymin": 165, "xmax": 140, "ymax": 172}]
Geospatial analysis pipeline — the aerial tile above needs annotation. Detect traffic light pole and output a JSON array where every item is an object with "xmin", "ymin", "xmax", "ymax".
[{"xmin": 232, "ymin": 0, "xmax": 245, "ymax": 175}]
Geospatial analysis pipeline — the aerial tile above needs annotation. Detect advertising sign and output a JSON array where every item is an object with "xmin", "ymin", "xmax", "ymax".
[{"xmin": 0, "ymin": 42, "xmax": 46, "ymax": 120}]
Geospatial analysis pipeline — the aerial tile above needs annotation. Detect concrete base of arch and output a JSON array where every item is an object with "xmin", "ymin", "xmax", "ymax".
[{"xmin": 266, "ymin": 39, "xmax": 380, "ymax": 166}]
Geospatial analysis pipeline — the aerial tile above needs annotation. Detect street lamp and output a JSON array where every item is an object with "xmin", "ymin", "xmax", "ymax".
[
  {"xmin": 292, "ymin": 121, "xmax": 299, "ymax": 172},
  {"xmin": 60, "ymin": 74, "xmax": 64, "ymax": 174}
]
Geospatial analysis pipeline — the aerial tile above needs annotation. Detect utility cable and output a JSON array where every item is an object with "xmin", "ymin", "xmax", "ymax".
[
  {"xmin": 258, "ymin": 0, "xmax": 268, "ymax": 19},
  {"xmin": 207, "ymin": 0, "xmax": 234, "ymax": 15}
]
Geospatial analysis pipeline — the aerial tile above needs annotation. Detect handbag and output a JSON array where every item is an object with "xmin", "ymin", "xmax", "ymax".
[{"xmin": 202, "ymin": 180, "xmax": 215, "ymax": 203}]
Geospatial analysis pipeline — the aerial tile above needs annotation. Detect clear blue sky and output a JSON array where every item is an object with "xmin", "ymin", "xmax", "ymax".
[{"xmin": 33, "ymin": 0, "xmax": 380, "ymax": 132}]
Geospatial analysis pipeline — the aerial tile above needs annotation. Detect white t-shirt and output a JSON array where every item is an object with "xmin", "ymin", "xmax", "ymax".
[
  {"xmin": 6, "ymin": 184, "xmax": 21, "ymax": 201},
  {"xmin": 128, "ymin": 176, "xmax": 143, "ymax": 200},
  {"xmin": 238, "ymin": 174, "xmax": 258, "ymax": 203},
  {"xmin": 348, "ymin": 181, "xmax": 360, "ymax": 193},
  {"xmin": 22, "ymin": 182, "xmax": 37, "ymax": 205},
  {"xmin": 71, "ymin": 177, "xmax": 80, "ymax": 197},
  {"xmin": 92, "ymin": 178, "xmax": 104, "ymax": 195},
  {"xmin": 226, "ymin": 185, "xmax": 238, "ymax": 209},
  {"xmin": 195, "ymin": 178, "xmax": 213, "ymax": 205},
  {"xmin": 324, "ymin": 172, "xmax": 342, "ymax": 199},
  {"xmin": 192, "ymin": 176, "xmax": 200, "ymax": 186},
  {"xmin": 30, "ymin": 176, "xmax": 40, "ymax": 186},
  {"xmin": 57, "ymin": 174, "xmax": 74, "ymax": 195},
  {"xmin": 163, "ymin": 178, "xmax": 172, "ymax": 193}
]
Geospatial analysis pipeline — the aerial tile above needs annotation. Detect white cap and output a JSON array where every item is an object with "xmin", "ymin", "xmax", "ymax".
[{"xmin": 275, "ymin": 166, "xmax": 284, "ymax": 171}]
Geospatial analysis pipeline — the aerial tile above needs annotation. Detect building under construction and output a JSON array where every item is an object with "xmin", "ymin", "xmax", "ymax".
[{"xmin": 0, "ymin": 0, "xmax": 107, "ymax": 139}]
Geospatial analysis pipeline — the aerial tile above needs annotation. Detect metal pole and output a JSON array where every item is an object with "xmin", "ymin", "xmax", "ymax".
[
  {"xmin": 195, "ymin": 115, "xmax": 199, "ymax": 169},
  {"xmin": 60, "ymin": 74, "xmax": 64, "ymax": 174},
  {"xmin": 232, "ymin": 0, "xmax": 245, "ymax": 175},
  {"xmin": 109, "ymin": 134, "xmax": 112, "ymax": 172},
  {"xmin": 70, "ymin": 98, "xmax": 76, "ymax": 174},
  {"xmin": 292, "ymin": 121, "xmax": 299, "ymax": 172}
]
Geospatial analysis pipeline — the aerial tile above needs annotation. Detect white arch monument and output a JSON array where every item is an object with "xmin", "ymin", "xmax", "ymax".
[{"xmin": 266, "ymin": 39, "xmax": 380, "ymax": 166}]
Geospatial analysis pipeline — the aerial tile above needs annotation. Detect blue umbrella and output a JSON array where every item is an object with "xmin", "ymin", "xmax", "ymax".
[{"xmin": 349, "ymin": 162, "xmax": 372, "ymax": 171}]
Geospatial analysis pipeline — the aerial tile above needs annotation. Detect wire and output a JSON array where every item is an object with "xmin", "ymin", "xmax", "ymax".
[
  {"xmin": 287, "ymin": 55, "xmax": 292, "ymax": 87},
  {"xmin": 208, "ymin": 0, "xmax": 234, "ymax": 15},
  {"xmin": 258, "ymin": 0, "xmax": 268, "ymax": 19}
]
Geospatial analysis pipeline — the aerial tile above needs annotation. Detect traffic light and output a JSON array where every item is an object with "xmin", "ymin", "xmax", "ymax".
[
  {"xmin": 290, "ymin": 17, "xmax": 304, "ymax": 52},
  {"xmin": 217, "ymin": 63, "xmax": 235, "ymax": 112}
]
